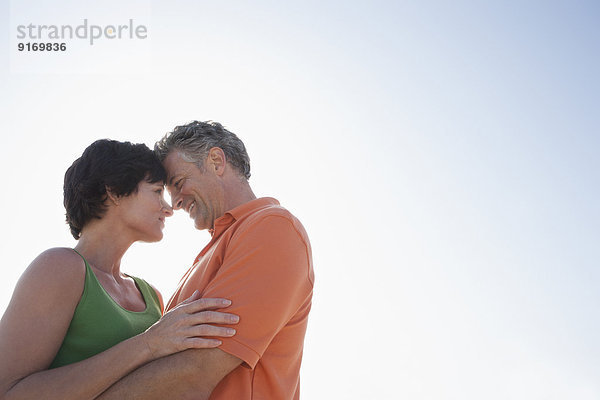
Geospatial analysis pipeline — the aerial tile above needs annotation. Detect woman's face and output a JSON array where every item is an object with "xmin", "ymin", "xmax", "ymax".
[{"xmin": 117, "ymin": 180, "xmax": 173, "ymax": 243}]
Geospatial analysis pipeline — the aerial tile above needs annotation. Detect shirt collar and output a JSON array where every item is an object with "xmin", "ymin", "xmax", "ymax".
[{"xmin": 210, "ymin": 197, "xmax": 280, "ymax": 237}]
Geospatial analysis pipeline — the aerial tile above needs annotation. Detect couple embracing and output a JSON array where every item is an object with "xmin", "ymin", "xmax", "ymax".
[{"xmin": 0, "ymin": 121, "xmax": 314, "ymax": 400}]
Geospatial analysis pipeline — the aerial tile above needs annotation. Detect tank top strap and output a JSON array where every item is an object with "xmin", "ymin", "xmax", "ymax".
[
  {"xmin": 71, "ymin": 249, "xmax": 160, "ymax": 312},
  {"xmin": 71, "ymin": 248, "xmax": 90, "ymax": 269},
  {"xmin": 71, "ymin": 248, "xmax": 95, "ymax": 303},
  {"xmin": 129, "ymin": 276, "xmax": 161, "ymax": 310}
]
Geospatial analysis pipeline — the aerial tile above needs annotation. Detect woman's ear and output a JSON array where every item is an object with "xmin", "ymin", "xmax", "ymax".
[{"xmin": 105, "ymin": 186, "xmax": 120, "ymax": 206}]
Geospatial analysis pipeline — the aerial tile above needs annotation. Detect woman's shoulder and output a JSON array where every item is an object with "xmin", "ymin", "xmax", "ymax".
[{"xmin": 20, "ymin": 247, "xmax": 86, "ymax": 291}]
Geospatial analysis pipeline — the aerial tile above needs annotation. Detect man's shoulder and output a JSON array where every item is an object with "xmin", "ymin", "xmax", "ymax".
[
  {"xmin": 241, "ymin": 202, "xmax": 307, "ymax": 236},
  {"xmin": 227, "ymin": 202, "xmax": 310, "ymax": 245},
  {"xmin": 249, "ymin": 202, "xmax": 293, "ymax": 219}
]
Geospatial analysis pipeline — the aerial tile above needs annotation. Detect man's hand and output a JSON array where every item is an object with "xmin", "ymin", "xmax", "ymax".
[{"xmin": 142, "ymin": 291, "xmax": 239, "ymax": 359}]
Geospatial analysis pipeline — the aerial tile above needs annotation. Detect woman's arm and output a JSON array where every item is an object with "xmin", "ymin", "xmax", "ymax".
[{"xmin": 0, "ymin": 248, "xmax": 238, "ymax": 400}]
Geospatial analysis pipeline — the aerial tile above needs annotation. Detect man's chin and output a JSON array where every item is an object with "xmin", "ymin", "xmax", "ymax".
[{"xmin": 194, "ymin": 220, "xmax": 214, "ymax": 231}]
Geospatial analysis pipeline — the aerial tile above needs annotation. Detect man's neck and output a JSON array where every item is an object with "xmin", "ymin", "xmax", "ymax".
[{"xmin": 223, "ymin": 179, "xmax": 257, "ymax": 212}]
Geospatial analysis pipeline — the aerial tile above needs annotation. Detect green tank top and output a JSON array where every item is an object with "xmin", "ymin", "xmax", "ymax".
[{"xmin": 50, "ymin": 251, "xmax": 162, "ymax": 368}]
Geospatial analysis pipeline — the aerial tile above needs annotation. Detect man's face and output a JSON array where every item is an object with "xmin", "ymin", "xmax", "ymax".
[{"xmin": 163, "ymin": 150, "xmax": 224, "ymax": 230}]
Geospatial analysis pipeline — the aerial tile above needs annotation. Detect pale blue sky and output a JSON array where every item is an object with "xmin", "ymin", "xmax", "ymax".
[{"xmin": 1, "ymin": 1, "xmax": 599, "ymax": 398}]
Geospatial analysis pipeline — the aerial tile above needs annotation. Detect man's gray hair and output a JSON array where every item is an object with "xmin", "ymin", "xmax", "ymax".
[{"xmin": 155, "ymin": 120, "xmax": 251, "ymax": 180}]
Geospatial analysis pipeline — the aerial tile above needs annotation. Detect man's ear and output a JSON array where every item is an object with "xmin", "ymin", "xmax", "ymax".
[
  {"xmin": 105, "ymin": 186, "xmax": 120, "ymax": 206},
  {"xmin": 207, "ymin": 147, "xmax": 226, "ymax": 176}
]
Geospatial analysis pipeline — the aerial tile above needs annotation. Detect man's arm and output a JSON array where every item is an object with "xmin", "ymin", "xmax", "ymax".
[{"xmin": 96, "ymin": 348, "xmax": 242, "ymax": 400}]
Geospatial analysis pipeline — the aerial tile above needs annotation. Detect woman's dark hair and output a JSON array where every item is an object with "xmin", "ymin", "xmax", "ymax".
[{"xmin": 64, "ymin": 139, "xmax": 167, "ymax": 239}]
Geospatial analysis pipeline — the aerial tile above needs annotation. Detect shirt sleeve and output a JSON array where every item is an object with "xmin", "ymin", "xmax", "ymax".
[{"xmin": 201, "ymin": 214, "xmax": 314, "ymax": 369}]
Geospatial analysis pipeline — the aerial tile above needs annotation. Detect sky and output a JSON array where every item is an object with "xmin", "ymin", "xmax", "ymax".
[{"xmin": 1, "ymin": 1, "xmax": 599, "ymax": 399}]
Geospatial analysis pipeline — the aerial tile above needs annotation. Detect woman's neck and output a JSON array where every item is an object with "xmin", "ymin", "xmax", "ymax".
[{"xmin": 74, "ymin": 228, "xmax": 133, "ymax": 278}]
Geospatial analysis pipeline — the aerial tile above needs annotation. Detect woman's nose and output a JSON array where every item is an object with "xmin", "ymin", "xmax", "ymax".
[{"xmin": 162, "ymin": 200, "xmax": 174, "ymax": 216}]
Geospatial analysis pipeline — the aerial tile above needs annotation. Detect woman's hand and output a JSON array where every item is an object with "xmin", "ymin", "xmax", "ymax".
[{"xmin": 141, "ymin": 291, "xmax": 239, "ymax": 359}]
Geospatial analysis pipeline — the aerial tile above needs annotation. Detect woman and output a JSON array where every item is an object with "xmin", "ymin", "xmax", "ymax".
[{"xmin": 0, "ymin": 139, "xmax": 238, "ymax": 400}]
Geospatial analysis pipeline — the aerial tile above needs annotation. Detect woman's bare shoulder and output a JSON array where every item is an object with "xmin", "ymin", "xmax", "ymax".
[
  {"xmin": 0, "ymin": 249, "xmax": 87, "ymax": 386},
  {"xmin": 19, "ymin": 247, "xmax": 86, "ymax": 293}
]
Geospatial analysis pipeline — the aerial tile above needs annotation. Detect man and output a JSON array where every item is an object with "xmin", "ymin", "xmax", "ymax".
[{"xmin": 98, "ymin": 121, "xmax": 314, "ymax": 400}]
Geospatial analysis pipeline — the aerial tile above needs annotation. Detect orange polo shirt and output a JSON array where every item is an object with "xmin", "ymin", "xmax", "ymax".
[{"xmin": 166, "ymin": 197, "xmax": 314, "ymax": 400}]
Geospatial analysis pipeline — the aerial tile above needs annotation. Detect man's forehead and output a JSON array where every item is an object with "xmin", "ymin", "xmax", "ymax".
[
  {"xmin": 163, "ymin": 151, "xmax": 186, "ymax": 184},
  {"xmin": 164, "ymin": 151, "xmax": 202, "ymax": 185}
]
